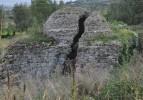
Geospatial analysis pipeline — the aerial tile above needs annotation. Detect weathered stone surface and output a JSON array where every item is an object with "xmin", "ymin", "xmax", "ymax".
[
  {"xmin": 0, "ymin": 7, "xmax": 89, "ymax": 83},
  {"xmin": 76, "ymin": 42, "xmax": 121, "ymax": 70},
  {"xmin": 79, "ymin": 11, "xmax": 113, "ymax": 46},
  {"xmin": 0, "ymin": 7, "xmax": 124, "ymax": 84},
  {"xmin": 0, "ymin": 42, "xmax": 70, "ymax": 83},
  {"xmin": 76, "ymin": 11, "xmax": 121, "ymax": 70},
  {"xmin": 43, "ymin": 7, "xmax": 89, "ymax": 46}
]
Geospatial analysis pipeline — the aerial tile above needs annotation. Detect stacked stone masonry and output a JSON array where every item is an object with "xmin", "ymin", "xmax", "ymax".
[{"xmin": 0, "ymin": 7, "xmax": 122, "ymax": 83}]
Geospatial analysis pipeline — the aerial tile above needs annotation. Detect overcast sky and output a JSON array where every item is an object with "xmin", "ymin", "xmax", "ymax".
[{"xmin": 0, "ymin": 0, "xmax": 75, "ymax": 7}]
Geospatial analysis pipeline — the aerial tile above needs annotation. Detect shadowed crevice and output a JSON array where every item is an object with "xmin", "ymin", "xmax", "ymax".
[
  {"xmin": 68, "ymin": 15, "xmax": 87, "ymax": 59},
  {"xmin": 63, "ymin": 15, "xmax": 88, "ymax": 74}
]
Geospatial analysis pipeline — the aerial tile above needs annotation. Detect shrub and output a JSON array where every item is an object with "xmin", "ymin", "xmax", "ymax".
[{"xmin": 1, "ymin": 28, "xmax": 15, "ymax": 39}]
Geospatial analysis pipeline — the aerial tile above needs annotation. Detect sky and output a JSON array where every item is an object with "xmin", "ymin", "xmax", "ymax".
[{"xmin": 0, "ymin": 0, "xmax": 75, "ymax": 7}]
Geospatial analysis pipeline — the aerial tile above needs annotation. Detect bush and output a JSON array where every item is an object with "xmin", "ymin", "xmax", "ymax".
[{"xmin": 1, "ymin": 28, "xmax": 15, "ymax": 39}]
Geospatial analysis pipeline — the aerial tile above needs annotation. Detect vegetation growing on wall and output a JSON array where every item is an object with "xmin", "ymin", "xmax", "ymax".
[
  {"xmin": 88, "ymin": 21, "xmax": 137, "ymax": 43},
  {"xmin": 110, "ymin": 21, "xmax": 137, "ymax": 64},
  {"xmin": 89, "ymin": 20, "xmax": 138, "ymax": 64}
]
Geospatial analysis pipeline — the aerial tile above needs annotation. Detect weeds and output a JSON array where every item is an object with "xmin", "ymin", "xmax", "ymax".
[{"xmin": 1, "ymin": 54, "xmax": 143, "ymax": 100}]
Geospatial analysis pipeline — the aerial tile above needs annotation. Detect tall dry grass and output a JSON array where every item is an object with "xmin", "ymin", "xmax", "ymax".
[{"xmin": 1, "ymin": 52, "xmax": 143, "ymax": 100}]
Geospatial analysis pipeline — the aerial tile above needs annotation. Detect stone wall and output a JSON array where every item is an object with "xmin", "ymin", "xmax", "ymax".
[
  {"xmin": 0, "ymin": 7, "xmax": 124, "ymax": 83},
  {"xmin": 0, "ymin": 42, "xmax": 70, "ymax": 83},
  {"xmin": 76, "ymin": 42, "xmax": 121, "ymax": 70},
  {"xmin": 79, "ymin": 11, "xmax": 113, "ymax": 46},
  {"xmin": 43, "ymin": 7, "xmax": 89, "ymax": 46},
  {"xmin": 76, "ymin": 11, "xmax": 122, "ymax": 71}
]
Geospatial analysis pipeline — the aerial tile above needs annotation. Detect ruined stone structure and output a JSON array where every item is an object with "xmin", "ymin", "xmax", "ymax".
[
  {"xmin": 0, "ymin": 7, "xmax": 123, "ymax": 83},
  {"xmin": 43, "ymin": 7, "xmax": 89, "ymax": 46},
  {"xmin": 0, "ymin": 42, "xmax": 69, "ymax": 82},
  {"xmin": 79, "ymin": 11, "xmax": 113, "ymax": 46},
  {"xmin": 76, "ymin": 11, "xmax": 121, "ymax": 70}
]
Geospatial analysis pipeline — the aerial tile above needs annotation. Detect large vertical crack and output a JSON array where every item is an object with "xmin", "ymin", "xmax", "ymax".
[{"xmin": 63, "ymin": 15, "xmax": 88, "ymax": 74}]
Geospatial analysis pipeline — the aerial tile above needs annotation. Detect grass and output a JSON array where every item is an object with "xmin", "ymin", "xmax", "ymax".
[
  {"xmin": 1, "ymin": 53, "xmax": 143, "ymax": 100},
  {"xmin": 0, "ymin": 20, "xmax": 142, "ymax": 100},
  {"xmin": 0, "ymin": 32, "xmax": 35, "ymax": 48},
  {"xmin": 87, "ymin": 21, "xmax": 137, "ymax": 46},
  {"xmin": 0, "ymin": 32, "xmax": 30, "ymax": 58},
  {"xmin": 97, "ymin": 53, "xmax": 143, "ymax": 100},
  {"xmin": 0, "ymin": 50, "xmax": 143, "ymax": 99},
  {"xmin": 86, "ymin": 21, "xmax": 138, "ymax": 64},
  {"xmin": 0, "ymin": 29, "xmax": 53, "ymax": 59}
]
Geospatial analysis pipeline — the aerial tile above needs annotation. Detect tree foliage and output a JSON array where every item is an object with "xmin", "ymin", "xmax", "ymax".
[
  {"xmin": 0, "ymin": 6, "xmax": 4, "ymax": 31},
  {"xmin": 13, "ymin": 4, "xmax": 32, "ymax": 31},
  {"xmin": 75, "ymin": 0, "xmax": 108, "ymax": 10},
  {"xmin": 108, "ymin": 0, "xmax": 143, "ymax": 24},
  {"xmin": 59, "ymin": 0, "xmax": 64, "ymax": 8},
  {"xmin": 31, "ymin": 0, "xmax": 58, "ymax": 24}
]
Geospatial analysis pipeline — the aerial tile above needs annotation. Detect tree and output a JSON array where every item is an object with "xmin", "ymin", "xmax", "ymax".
[
  {"xmin": 31, "ymin": 0, "xmax": 56, "ymax": 24},
  {"xmin": 59, "ymin": 0, "xmax": 64, "ymax": 8},
  {"xmin": 52, "ymin": 0, "xmax": 58, "ymax": 11},
  {"xmin": 13, "ymin": 4, "xmax": 32, "ymax": 31},
  {"xmin": 75, "ymin": 0, "xmax": 108, "ymax": 10},
  {"xmin": 108, "ymin": 0, "xmax": 143, "ymax": 24},
  {"xmin": 0, "ymin": 6, "xmax": 4, "ymax": 33}
]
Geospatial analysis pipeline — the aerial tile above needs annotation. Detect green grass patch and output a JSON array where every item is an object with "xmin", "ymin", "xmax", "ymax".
[
  {"xmin": 88, "ymin": 21, "xmax": 137, "ymax": 45},
  {"xmin": 111, "ymin": 21, "xmax": 137, "ymax": 44},
  {"xmin": 22, "ymin": 32, "xmax": 52, "ymax": 43},
  {"xmin": 97, "ymin": 80, "xmax": 143, "ymax": 100}
]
